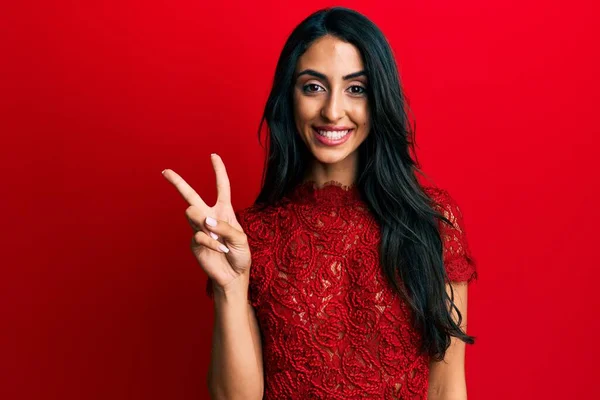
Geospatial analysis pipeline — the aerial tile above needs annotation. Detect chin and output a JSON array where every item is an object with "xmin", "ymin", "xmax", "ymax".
[{"xmin": 310, "ymin": 148, "xmax": 351, "ymax": 164}]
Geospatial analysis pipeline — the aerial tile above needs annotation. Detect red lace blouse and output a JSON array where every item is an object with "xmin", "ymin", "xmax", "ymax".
[{"xmin": 207, "ymin": 181, "xmax": 478, "ymax": 399}]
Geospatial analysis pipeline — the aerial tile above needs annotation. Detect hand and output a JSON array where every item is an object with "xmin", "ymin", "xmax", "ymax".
[{"xmin": 162, "ymin": 154, "xmax": 252, "ymax": 291}]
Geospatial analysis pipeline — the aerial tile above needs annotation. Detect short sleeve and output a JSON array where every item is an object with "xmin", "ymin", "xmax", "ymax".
[{"xmin": 431, "ymin": 188, "xmax": 478, "ymax": 284}]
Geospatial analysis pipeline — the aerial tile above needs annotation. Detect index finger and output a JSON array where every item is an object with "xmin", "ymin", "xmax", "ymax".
[{"xmin": 162, "ymin": 169, "xmax": 208, "ymax": 209}]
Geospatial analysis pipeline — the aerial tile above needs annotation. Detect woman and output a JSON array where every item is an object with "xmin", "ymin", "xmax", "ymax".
[{"xmin": 163, "ymin": 6, "xmax": 477, "ymax": 400}]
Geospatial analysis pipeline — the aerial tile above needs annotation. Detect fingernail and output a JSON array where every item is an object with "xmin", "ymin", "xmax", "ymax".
[
  {"xmin": 161, "ymin": 169, "xmax": 166, "ymax": 175},
  {"xmin": 218, "ymin": 244, "xmax": 230, "ymax": 253},
  {"xmin": 209, "ymin": 232, "xmax": 219, "ymax": 240},
  {"xmin": 211, "ymin": 153, "xmax": 217, "ymax": 157},
  {"xmin": 206, "ymin": 216, "xmax": 217, "ymax": 227}
]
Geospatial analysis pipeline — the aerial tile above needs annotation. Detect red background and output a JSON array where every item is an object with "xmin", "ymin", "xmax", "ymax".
[{"xmin": 1, "ymin": 1, "xmax": 598, "ymax": 399}]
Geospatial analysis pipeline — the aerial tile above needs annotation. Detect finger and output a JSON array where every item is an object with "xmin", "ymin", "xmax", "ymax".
[
  {"xmin": 186, "ymin": 209, "xmax": 204, "ymax": 232},
  {"xmin": 162, "ymin": 169, "xmax": 208, "ymax": 209},
  {"xmin": 204, "ymin": 216, "xmax": 246, "ymax": 247},
  {"xmin": 192, "ymin": 230, "xmax": 230, "ymax": 254},
  {"xmin": 210, "ymin": 154, "xmax": 231, "ymax": 205},
  {"xmin": 186, "ymin": 205, "xmax": 211, "ymax": 232}
]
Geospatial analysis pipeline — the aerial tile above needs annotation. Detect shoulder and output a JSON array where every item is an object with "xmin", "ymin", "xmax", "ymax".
[
  {"xmin": 421, "ymin": 185, "xmax": 464, "ymax": 224},
  {"xmin": 422, "ymin": 185, "xmax": 456, "ymax": 207},
  {"xmin": 235, "ymin": 202, "xmax": 279, "ymax": 225},
  {"xmin": 421, "ymin": 185, "xmax": 471, "ymax": 252},
  {"xmin": 234, "ymin": 202, "xmax": 281, "ymax": 247},
  {"xmin": 422, "ymin": 185, "xmax": 478, "ymax": 283}
]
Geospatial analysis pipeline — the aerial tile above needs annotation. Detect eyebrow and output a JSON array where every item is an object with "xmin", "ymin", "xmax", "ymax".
[{"xmin": 295, "ymin": 69, "xmax": 367, "ymax": 81}]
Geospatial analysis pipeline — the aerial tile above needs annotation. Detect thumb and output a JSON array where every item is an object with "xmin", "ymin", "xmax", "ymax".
[{"xmin": 203, "ymin": 216, "xmax": 247, "ymax": 247}]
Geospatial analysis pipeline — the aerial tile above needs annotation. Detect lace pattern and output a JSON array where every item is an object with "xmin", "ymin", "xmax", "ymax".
[{"xmin": 206, "ymin": 182, "xmax": 477, "ymax": 399}]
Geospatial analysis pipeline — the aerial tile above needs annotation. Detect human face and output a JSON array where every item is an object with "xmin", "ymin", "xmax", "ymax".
[{"xmin": 292, "ymin": 35, "xmax": 370, "ymax": 177}]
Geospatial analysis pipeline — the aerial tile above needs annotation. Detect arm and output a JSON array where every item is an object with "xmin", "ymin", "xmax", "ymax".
[
  {"xmin": 428, "ymin": 282, "xmax": 469, "ymax": 400},
  {"xmin": 207, "ymin": 276, "xmax": 264, "ymax": 400}
]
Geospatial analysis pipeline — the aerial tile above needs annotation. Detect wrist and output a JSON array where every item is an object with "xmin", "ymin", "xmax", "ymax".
[{"xmin": 212, "ymin": 273, "xmax": 250, "ymax": 302}]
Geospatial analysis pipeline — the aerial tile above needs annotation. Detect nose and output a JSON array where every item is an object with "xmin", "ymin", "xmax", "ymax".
[{"xmin": 320, "ymin": 90, "xmax": 345, "ymax": 122}]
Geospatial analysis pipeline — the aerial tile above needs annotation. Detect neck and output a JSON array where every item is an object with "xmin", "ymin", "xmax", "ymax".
[{"xmin": 303, "ymin": 152, "xmax": 358, "ymax": 187}]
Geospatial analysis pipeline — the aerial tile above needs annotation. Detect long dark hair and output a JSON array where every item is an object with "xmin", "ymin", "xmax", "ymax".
[{"xmin": 253, "ymin": 6, "xmax": 475, "ymax": 361}]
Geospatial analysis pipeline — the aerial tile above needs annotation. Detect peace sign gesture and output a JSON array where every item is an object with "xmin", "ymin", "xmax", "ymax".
[{"xmin": 162, "ymin": 154, "xmax": 252, "ymax": 292}]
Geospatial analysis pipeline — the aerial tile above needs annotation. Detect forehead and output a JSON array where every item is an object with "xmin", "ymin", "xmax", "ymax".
[{"xmin": 296, "ymin": 35, "xmax": 364, "ymax": 76}]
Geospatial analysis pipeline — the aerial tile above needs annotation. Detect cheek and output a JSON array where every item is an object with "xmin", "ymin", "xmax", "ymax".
[
  {"xmin": 351, "ymin": 104, "xmax": 370, "ymax": 131},
  {"xmin": 294, "ymin": 96, "xmax": 319, "ymax": 126}
]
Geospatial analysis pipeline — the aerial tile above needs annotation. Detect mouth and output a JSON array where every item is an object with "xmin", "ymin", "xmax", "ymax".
[{"xmin": 312, "ymin": 127, "xmax": 354, "ymax": 145}]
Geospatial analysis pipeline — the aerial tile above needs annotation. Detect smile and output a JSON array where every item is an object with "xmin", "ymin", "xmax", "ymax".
[
  {"xmin": 312, "ymin": 128, "xmax": 354, "ymax": 146},
  {"xmin": 315, "ymin": 129, "xmax": 351, "ymax": 139}
]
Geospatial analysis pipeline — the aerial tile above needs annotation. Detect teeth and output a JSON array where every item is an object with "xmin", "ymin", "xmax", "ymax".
[{"xmin": 317, "ymin": 129, "xmax": 350, "ymax": 140}]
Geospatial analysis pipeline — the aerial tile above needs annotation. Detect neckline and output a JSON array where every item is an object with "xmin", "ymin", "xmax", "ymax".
[{"xmin": 287, "ymin": 180, "xmax": 362, "ymax": 205}]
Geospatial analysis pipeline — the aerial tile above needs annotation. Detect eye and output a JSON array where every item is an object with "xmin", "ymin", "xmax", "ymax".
[
  {"xmin": 348, "ymin": 85, "xmax": 367, "ymax": 95},
  {"xmin": 302, "ymin": 83, "xmax": 325, "ymax": 93}
]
